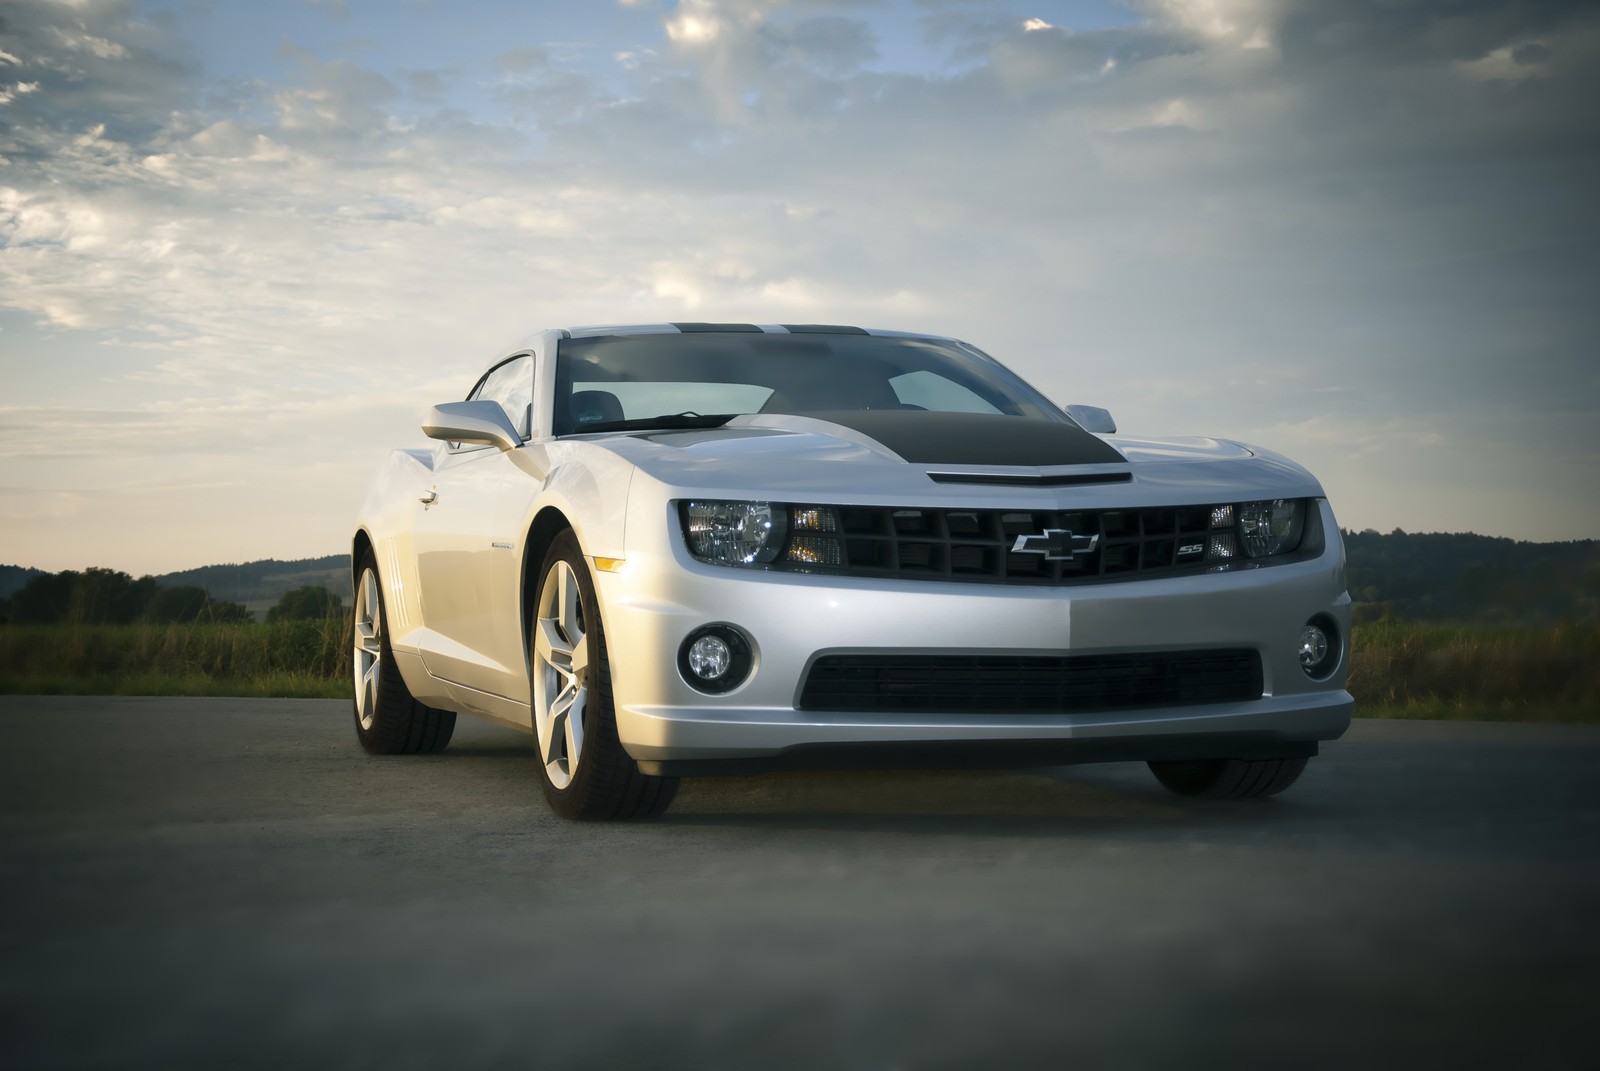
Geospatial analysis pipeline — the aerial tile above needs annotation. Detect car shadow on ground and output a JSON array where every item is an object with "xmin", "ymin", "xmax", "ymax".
[
  {"xmin": 654, "ymin": 764, "xmax": 1340, "ymax": 835},
  {"xmin": 415, "ymin": 736, "xmax": 1592, "ymax": 866},
  {"xmin": 438, "ymin": 714, "xmax": 1324, "ymax": 832},
  {"xmin": 429, "ymin": 720, "xmax": 1348, "ymax": 834},
  {"xmin": 433, "ymin": 717, "xmax": 1578, "ymax": 846}
]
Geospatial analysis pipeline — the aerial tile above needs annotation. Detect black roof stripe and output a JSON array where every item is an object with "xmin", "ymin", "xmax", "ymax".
[{"xmin": 669, "ymin": 322, "xmax": 764, "ymax": 333}]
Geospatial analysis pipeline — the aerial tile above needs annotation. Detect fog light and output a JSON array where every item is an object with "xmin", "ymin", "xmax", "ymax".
[
  {"xmin": 687, "ymin": 635, "xmax": 731, "ymax": 680},
  {"xmin": 1298, "ymin": 626, "xmax": 1327, "ymax": 667},
  {"xmin": 1298, "ymin": 615, "xmax": 1339, "ymax": 679},
  {"xmin": 677, "ymin": 624, "xmax": 754, "ymax": 694}
]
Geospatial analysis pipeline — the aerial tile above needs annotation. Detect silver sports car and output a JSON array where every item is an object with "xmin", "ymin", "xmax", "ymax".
[{"xmin": 352, "ymin": 323, "xmax": 1352, "ymax": 819}]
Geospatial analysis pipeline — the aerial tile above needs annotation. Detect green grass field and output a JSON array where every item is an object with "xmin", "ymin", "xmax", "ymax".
[
  {"xmin": 0, "ymin": 619, "xmax": 351, "ymax": 699},
  {"xmin": 1, "ymin": 619, "xmax": 1595, "ymax": 723},
  {"xmin": 1346, "ymin": 620, "xmax": 1598, "ymax": 723}
]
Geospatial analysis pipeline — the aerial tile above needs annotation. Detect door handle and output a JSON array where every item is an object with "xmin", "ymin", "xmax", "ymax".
[{"xmin": 419, "ymin": 489, "xmax": 437, "ymax": 505}]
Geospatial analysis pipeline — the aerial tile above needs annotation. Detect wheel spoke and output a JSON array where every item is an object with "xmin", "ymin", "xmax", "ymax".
[
  {"xmin": 353, "ymin": 567, "xmax": 384, "ymax": 730},
  {"xmin": 535, "ymin": 618, "xmax": 571, "ymax": 670},
  {"xmin": 565, "ymin": 686, "xmax": 586, "ymax": 762},
  {"xmin": 539, "ymin": 694, "xmax": 564, "ymax": 762},
  {"xmin": 569, "ymin": 631, "xmax": 589, "ymax": 680},
  {"xmin": 533, "ymin": 555, "xmax": 594, "ymax": 790}
]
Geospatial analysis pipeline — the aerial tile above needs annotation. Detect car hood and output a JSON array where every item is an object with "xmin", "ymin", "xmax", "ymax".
[{"xmin": 574, "ymin": 411, "xmax": 1323, "ymax": 507}]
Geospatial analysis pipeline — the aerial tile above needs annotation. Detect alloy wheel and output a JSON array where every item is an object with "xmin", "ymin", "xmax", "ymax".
[
  {"xmin": 353, "ymin": 567, "xmax": 382, "ymax": 731},
  {"xmin": 532, "ymin": 559, "xmax": 589, "ymax": 789}
]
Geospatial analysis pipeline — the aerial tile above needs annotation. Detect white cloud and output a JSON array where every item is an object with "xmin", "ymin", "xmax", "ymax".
[
  {"xmin": 666, "ymin": 2, "xmax": 723, "ymax": 46},
  {"xmin": 1456, "ymin": 39, "xmax": 1551, "ymax": 83},
  {"xmin": 1152, "ymin": 0, "xmax": 1273, "ymax": 43},
  {"xmin": 47, "ymin": 26, "xmax": 129, "ymax": 60},
  {"xmin": 0, "ymin": 80, "xmax": 41, "ymax": 104}
]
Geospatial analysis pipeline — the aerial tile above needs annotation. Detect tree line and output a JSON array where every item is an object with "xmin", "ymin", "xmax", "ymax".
[
  {"xmin": 1343, "ymin": 529, "xmax": 1600, "ymax": 626},
  {"xmin": 0, "ymin": 567, "xmax": 343, "ymax": 626}
]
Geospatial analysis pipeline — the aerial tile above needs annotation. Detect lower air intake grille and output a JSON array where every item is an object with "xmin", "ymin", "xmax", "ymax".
[{"xmin": 799, "ymin": 649, "xmax": 1264, "ymax": 714}]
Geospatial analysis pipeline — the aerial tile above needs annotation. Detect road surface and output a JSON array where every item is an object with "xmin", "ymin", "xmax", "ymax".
[{"xmin": 1, "ymin": 696, "xmax": 1595, "ymax": 1069}]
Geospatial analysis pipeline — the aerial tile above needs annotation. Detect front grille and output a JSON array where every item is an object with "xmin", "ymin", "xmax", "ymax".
[
  {"xmin": 799, "ymin": 650, "xmax": 1264, "ymax": 714},
  {"xmin": 776, "ymin": 503, "xmax": 1245, "ymax": 585}
]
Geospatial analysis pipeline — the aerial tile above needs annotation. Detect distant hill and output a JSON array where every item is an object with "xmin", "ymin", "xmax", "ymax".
[
  {"xmin": 1344, "ymin": 530, "xmax": 1600, "ymax": 625},
  {"xmin": 154, "ymin": 556, "xmax": 350, "ymax": 617},
  {"xmin": 0, "ymin": 565, "xmax": 47, "ymax": 599}
]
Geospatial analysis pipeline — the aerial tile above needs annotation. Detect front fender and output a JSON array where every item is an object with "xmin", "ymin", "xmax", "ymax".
[{"xmin": 508, "ymin": 440, "xmax": 636, "ymax": 564}]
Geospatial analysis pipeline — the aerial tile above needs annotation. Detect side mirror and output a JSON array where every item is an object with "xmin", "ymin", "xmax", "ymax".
[
  {"xmin": 422, "ymin": 400, "xmax": 523, "ymax": 451},
  {"xmin": 1065, "ymin": 404, "xmax": 1116, "ymax": 435}
]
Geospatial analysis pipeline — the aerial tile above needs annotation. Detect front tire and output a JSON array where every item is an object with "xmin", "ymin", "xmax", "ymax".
[
  {"xmin": 352, "ymin": 553, "xmax": 456, "ymax": 754},
  {"xmin": 1147, "ymin": 756, "xmax": 1308, "ymax": 799},
  {"xmin": 530, "ymin": 531, "xmax": 677, "ymax": 820}
]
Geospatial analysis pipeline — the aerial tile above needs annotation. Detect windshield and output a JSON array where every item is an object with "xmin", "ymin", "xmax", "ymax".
[{"xmin": 553, "ymin": 330, "xmax": 1066, "ymax": 436}]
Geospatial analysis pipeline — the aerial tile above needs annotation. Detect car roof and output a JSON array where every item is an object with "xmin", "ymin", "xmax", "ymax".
[{"xmin": 561, "ymin": 323, "xmax": 951, "ymax": 341}]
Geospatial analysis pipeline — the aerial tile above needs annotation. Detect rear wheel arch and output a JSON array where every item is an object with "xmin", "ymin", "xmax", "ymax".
[
  {"xmin": 351, "ymin": 530, "xmax": 375, "ymax": 594},
  {"xmin": 351, "ymin": 545, "xmax": 456, "ymax": 754}
]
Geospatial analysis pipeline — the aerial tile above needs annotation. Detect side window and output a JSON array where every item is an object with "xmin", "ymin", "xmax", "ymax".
[{"xmin": 470, "ymin": 355, "xmax": 534, "ymax": 439}]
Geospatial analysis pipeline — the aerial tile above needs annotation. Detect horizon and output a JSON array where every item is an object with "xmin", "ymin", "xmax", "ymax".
[
  {"xmin": 3, "ymin": 0, "xmax": 1597, "ymax": 575},
  {"xmin": 4, "ymin": 524, "xmax": 1597, "ymax": 585}
]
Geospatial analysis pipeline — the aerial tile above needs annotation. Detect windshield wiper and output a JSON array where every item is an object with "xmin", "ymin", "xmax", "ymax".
[{"xmin": 574, "ymin": 413, "xmax": 739, "ymax": 434}]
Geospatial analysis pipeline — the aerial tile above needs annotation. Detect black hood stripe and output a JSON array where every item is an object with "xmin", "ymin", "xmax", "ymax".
[{"xmin": 801, "ymin": 410, "xmax": 1127, "ymax": 467}]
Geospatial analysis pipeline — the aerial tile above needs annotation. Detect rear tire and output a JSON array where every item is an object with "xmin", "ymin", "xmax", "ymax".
[
  {"xmin": 530, "ymin": 531, "xmax": 677, "ymax": 820},
  {"xmin": 1148, "ymin": 756, "xmax": 1308, "ymax": 799},
  {"xmin": 352, "ymin": 552, "xmax": 456, "ymax": 754}
]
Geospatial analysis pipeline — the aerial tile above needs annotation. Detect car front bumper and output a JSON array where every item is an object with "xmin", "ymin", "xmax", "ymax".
[{"xmin": 595, "ymin": 498, "xmax": 1353, "ymax": 775}]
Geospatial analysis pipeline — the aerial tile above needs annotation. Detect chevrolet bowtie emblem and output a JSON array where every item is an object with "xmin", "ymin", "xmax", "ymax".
[{"xmin": 1011, "ymin": 529, "xmax": 1100, "ymax": 561}]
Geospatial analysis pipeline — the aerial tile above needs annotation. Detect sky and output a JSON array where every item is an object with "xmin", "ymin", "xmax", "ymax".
[{"xmin": 1, "ymin": 0, "xmax": 1596, "ymax": 576}]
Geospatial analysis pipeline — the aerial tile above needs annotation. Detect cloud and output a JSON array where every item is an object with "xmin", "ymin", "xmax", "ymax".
[{"xmin": 0, "ymin": 0, "xmax": 1597, "ymax": 569}]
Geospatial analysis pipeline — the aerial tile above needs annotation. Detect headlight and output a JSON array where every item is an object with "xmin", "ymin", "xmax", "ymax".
[
  {"xmin": 683, "ymin": 501, "xmax": 788, "ymax": 566},
  {"xmin": 1237, "ymin": 499, "xmax": 1305, "ymax": 558}
]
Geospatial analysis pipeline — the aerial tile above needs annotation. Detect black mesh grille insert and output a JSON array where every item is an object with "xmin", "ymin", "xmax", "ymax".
[
  {"xmin": 769, "ymin": 502, "xmax": 1265, "ymax": 586},
  {"xmin": 799, "ymin": 650, "xmax": 1264, "ymax": 714}
]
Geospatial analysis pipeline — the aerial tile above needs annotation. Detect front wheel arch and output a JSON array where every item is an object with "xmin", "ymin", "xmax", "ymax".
[
  {"xmin": 521, "ymin": 506, "xmax": 575, "ymax": 668},
  {"xmin": 527, "ymin": 528, "xmax": 677, "ymax": 820}
]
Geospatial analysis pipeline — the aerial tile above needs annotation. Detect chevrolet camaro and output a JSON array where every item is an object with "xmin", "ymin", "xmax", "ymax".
[{"xmin": 352, "ymin": 323, "xmax": 1352, "ymax": 819}]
